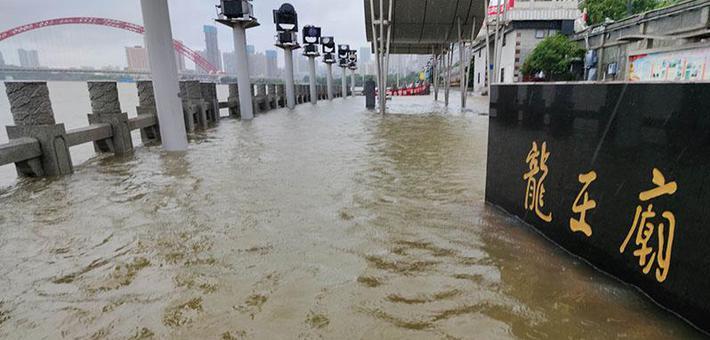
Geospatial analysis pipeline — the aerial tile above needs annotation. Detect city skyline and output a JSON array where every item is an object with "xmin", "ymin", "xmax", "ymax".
[{"xmin": 0, "ymin": 0, "xmax": 368, "ymax": 70}]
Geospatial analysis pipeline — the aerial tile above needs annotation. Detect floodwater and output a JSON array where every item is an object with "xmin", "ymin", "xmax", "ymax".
[{"xmin": 0, "ymin": 83, "xmax": 705, "ymax": 339}]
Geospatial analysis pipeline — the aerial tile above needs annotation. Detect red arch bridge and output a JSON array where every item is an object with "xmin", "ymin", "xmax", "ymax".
[{"xmin": 0, "ymin": 17, "xmax": 219, "ymax": 74}]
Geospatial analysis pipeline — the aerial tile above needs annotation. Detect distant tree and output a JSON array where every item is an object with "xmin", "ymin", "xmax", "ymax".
[
  {"xmin": 521, "ymin": 34, "xmax": 585, "ymax": 81},
  {"xmin": 583, "ymin": 0, "xmax": 679, "ymax": 25}
]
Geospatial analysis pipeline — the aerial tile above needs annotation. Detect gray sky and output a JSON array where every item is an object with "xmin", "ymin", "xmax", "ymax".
[{"xmin": 0, "ymin": 0, "xmax": 368, "ymax": 69}]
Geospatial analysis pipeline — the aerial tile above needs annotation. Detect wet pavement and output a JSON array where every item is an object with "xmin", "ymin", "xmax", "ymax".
[{"xmin": 0, "ymin": 92, "xmax": 704, "ymax": 339}]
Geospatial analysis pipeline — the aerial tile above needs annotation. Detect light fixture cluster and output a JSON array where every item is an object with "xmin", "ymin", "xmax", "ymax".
[
  {"xmin": 302, "ymin": 25, "xmax": 321, "ymax": 57},
  {"xmin": 217, "ymin": 0, "xmax": 255, "ymax": 21},
  {"xmin": 338, "ymin": 44, "xmax": 350, "ymax": 68},
  {"xmin": 273, "ymin": 3, "xmax": 299, "ymax": 47},
  {"xmin": 321, "ymin": 36, "xmax": 336, "ymax": 64}
]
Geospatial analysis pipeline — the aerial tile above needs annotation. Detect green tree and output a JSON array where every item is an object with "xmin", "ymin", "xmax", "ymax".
[
  {"xmin": 521, "ymin": 34, "xmax": 585, "ymax": 81},
  {"xmin": 584, "ymin": 0, "xmax": 679, "ymax": 24}
]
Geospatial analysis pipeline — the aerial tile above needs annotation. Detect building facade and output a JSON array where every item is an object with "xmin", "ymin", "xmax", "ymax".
[
  {"xmin": 203, "ymin": 25, "xmax": 222, "ymax": 72},
  {"xmin": 126, "ymin": 46, "xmax": 184, "ymax": 73},
  {"xmin": 17, "ymin": 49, "xmax": 40, "ymax": 68},
  {"xmin": 265, "ymin": 50, "xmax": 278, "ymax": 79},
  {"xmin": 223, "ymin": 51, "xmax": 237, "ymax": 75},
  {"xmin": 471, "ymin": 0, "xmax": 579, "ymax": 92},
  {"xmin": 573, "ymin": 0, "xmax": 710, "ymax": 82}
]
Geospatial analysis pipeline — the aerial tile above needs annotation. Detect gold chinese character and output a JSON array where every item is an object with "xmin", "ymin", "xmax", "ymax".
[
  {"xmin": 523, "ymin": 141, "xmax": 552, "ymax": 222},
  {"xmin": 570, "ymin": 171, "xmax": 597, "ymax": 237},
  {"xmin": 620, "ymin": 168, "xmax": 677, "ymax": 283}
]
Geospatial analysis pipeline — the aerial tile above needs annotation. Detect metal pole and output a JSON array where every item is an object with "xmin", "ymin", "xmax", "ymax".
[
  {"xmin": 369, "ymin": 0, "xmax": 382, "ymax": 110},
  {"xmin": 463, "ymin": 16, "xmax": 477, "ymax": 106},
  {"xmin": 140, "ymin": 0, "xmax": 187, "ymax": 151},
  {"xmin": 458, "ymin": 17, "xmax": 465, "ymax": 109},
  {"xmin": 351, "ymin": 69, "xmax": 356, "ymax": 96},
  {"xmin": 308, "ymin": 56, "xmax": 317, "ymax": 104},
  {"xmin": 484, "ymin": 0, "xmax": 492, "ymax": 95},
  {"xmin": 382, "ymin": 0, "xmax": 393, "ymax": 115},
  {"xmin": 496, "ymin": 0, "xmax": 509, "ymax": 83},
  {"xmin": 378, "ymin": 0, "xmax": 386, "ymax": 114},
  {"xmin": 433, "ymin": 49, "xmax": 439, "ymax": 101},
  {"xmin": 284, "ymin": 48, "xmax": 296, "ymax": 109},
  {"xmin": 341, "ymin": 66, "xmax": 347, "ymax": 98},
  {"xmin": 326, "ymin": 63, "xmax": 334, "ymax": 100},
  {"xmin": 445, "ymin": 47, "xmax": 452, "ymax": 106},
  {"xmin": 232, "ymin": 24, "xmax": 254, "ymax": 119},
  {"xmin": 493, "ymin": 0, "xmax": 501, "ymax": 83}
]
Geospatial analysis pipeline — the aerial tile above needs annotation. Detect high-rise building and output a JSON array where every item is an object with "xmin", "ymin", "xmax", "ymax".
[
  {"xmin": 359, "ymin": 47, "xmax": 372, "ymax": 64},
  {"xmin": 18, "ymin": 49, "xmax": 40, "ymax": 68},
  {"xmin": 265, "ymin": 50, "xmax": 278, "ymax": 78},
  {"xmin": 125, "ymin": 46, "xmax": 149, "ymax": 71},
  {"xmin": 248, "ymin": 52, "xmax": 266, "ymax": 78},
  {"xmin": 125, "ymin": 45, "xmax": 187, "ymax": 73},
  {"xmin": 246, "ymin": 45, "xmax": 255, "ymax": 55},
  {"xmin": 0, "ymin": 51, "xmax": 5, "ymax": 66},
  {"xmin": 203, "ymin": 25, "xmax": 222, "ymax": 72},
  {"xmin": 223, "ymin": 51, "xmax": 237, "ymax": 75}
]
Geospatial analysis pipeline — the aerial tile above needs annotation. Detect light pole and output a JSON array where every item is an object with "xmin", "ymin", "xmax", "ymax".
[
  {"xmin": 338, "ymin": 44, "xmax": 350, "ymax": 98},
  {"xmin": 216, "ymin": 0, "xmax": 259, "ymax": 120},
  {"xmin": 302, "ymin": 25, "xmax": 321, "ymax": 104},
  {"xmin": 348, "ymin": 50, "xmax": 358, "ymax": 96},
  {"xmin": 321, "ymin": 36, "xmax": 336, "ymax": 100},
  {"xmin": 273, "ymin": 3, "xmax": 299, "ymax": 109}
]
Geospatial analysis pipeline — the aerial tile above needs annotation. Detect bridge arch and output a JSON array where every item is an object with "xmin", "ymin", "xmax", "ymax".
[{"xmin": 0, "ymin": 17, "xmax": 218, "ymax": 73}]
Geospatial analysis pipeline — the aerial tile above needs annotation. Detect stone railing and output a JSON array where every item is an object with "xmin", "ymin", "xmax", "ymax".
[{"xmin": 1, "ymin": 79, "xmax": 344, "ymax": 178}]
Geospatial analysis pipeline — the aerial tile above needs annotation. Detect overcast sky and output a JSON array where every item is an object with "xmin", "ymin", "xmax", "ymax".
[{"xmin": 0, "ymin": 0, "xmax": 369, "ymax": 69}]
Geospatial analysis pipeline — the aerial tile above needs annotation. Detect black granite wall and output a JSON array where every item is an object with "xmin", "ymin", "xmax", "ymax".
[{"xmin": 486, "ymin": 83, "xmax": 710, "ymax": 333}]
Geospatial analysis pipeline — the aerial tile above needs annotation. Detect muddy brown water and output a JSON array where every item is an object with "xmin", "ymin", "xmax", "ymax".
[{"xmin": 0, "ymin": 89, "xmax": 704, "ymax": 339}]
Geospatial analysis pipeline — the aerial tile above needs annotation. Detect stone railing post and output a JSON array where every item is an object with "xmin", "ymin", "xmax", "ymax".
[
  {"xmin": 256, "ymin": 84, "xmax": 267, "ymax": 112},
  {"xmin": 180, "ymin": 80, "xmax": 207, "ymax": 130},
  {"xmin": 250, "ymin": 84, "xmax": 258, "ymax": 114},
  {"xmin": 200, "ymin": 82, "xmax": 219, "ymax": 125},
  {"xmin": 87, "ymin": 81, "xmax": 133, "ymax": 155},
  {"xmin": 276, "ymin": 84, "xmax": 285, "ymax": 108},
  {"xmin": 296, "ymin": 84, "xmax": 304, "ymax": 104},
  {"xmin": 227, "ymin": 83, "xmax": 240, "ymax": 117},
  {"xmin": 136, "ymin": 81, "xmax": 161, "ymax": 144},
  {"xmin": 5, "ymin": 81, "xmax": 73, "ymax": 176},
  {"xmin": 304, "ymin": 84, "xmax": 311, "ymax": 103},
  {"xmin": 209, "ymin": 83, "xmax": 220, "ymax": 122},
  {"xmin": 267, "ymin": 84, "xmax": 277, "ymax": 109}
]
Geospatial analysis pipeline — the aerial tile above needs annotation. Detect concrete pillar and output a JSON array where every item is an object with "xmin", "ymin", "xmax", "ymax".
[
  {"xmin": 136, "ymin": 81, "xmax": 160, "ymax": 144},
  {"xmin": 227, "ymin": 83, "xmax": 240, "ymax": 117},
  {"xmin": 140, "ymin": 0, "xmax": 187, "ymax": 151},
  {"xmin": 87, "ymin": 81, "xmax": 133, "ymax": 154},
  {"xmin": 341, "ymin": 67, "xmax": 347, "ymax": 98},
  {"xmin": 5, "ymin": 81, "xmax": 73, "ymax": 176},
  {"xmin": 231, "ymin": 23, "xmax": 254, "ymax": 120},
  {"xmin": 308, "ymin": 56, "xmax": 318, "ymax": 104},
  {"xmin": 284, "ymin": 49, "xmax": 296, "ymax": 109}
]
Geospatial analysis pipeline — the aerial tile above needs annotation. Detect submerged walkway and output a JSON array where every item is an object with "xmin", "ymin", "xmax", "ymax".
[{"xmin": 0, "ymin": 94, "xmax": 703, "ymax": 338}]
